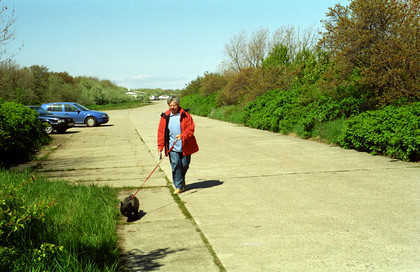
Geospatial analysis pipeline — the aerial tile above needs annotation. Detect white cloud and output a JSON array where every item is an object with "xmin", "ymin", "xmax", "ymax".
[{"xmin": 130, "ymin": 74, "xmax": 153, "ymax": 80}]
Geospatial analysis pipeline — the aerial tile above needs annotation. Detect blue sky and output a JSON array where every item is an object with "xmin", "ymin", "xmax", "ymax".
[{"xmin": 8, "ymin": 0, "xmax": 347, "ymax": 90}]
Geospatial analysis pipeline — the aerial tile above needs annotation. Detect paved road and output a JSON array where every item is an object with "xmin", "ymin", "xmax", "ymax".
[{"xmin": 35, "ymin": 101, "xmax": 419, "ymax": 271}]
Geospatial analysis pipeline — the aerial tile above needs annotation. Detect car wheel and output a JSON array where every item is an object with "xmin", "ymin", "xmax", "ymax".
[
  {"xmin": 85, "ymin": 116, "xmax": 97, "ymax": 127},
  {"xmin": 43, "ymin": 122, "xmax": 53, "ymax": 134}
]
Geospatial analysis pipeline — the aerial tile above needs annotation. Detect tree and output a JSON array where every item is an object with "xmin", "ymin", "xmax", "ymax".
[
  {"xmin": 0, "ymin": 1, "xmax": 19, "ymax": 63},
  {"xmin": 245, "ymin": 28, "xmax": 269, "ymax": 69},
  {"xmin": 221, "ymin": 26, "xmax": 319, "ymax": 73},
  {"xmin": 181, "ymin": 76, "xmax": 203, "ymax": 97},
  {"xmin": 200, "ymin": 72, "xmax": 227, "ymax": 96},
  {"xmin": 221, "ymin": 32, "xmax": 248, "ymax": 72},
  {"xmin": 271, "ymin": 25, "xmax": 319, "ymax": 62},
  {"xmin": 262, "ymin": 44, "xmax": 290, "ymax": 68},
  {"xmin": 319, "ymin": 0, "xmax": 420, "ymax": 104}
]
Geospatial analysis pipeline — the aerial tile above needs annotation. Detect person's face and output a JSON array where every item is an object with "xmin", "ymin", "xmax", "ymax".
[{"xmin": 169, "ymin": 101, "xmax": 179, "ymax": 114}]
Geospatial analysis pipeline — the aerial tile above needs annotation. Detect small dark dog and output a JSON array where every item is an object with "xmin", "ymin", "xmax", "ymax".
[{"xmin": 120, "ymin": 194, "xmax": 140, "ymax": 221}]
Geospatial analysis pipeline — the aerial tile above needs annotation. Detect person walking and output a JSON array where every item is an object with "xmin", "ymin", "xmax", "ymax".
[{"xmin": 157, "ymin": 95, "xmax": 199, "ymax": 194}]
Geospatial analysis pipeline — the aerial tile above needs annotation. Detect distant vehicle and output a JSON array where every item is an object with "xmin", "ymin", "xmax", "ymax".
[
  {"xmin": 149, "ymin": 95, "xmax": 158, "ymax": 100},
  {"xmin": 41, "ymin": 102, "xmax": 109, "ymax": 127},
  {"xmin": 158, "ymin": 95, "xmax": 170, "ymax": 100},
  {"xmin": 26, "ymin": 106, "xmax": 75, "ymax": 134}
]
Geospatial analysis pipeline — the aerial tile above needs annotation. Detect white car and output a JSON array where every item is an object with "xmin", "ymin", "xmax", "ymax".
[{"xmin": 158, "ymin": 95, "xmax": 170, "ymax": 100}]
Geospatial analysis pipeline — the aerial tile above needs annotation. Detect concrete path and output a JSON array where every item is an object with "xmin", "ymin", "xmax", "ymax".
[{"xmin": 34, "ymin": 101, "xmax": 419, "ymax": 271}]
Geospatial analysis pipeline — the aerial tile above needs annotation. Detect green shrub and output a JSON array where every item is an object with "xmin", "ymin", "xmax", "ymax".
[
  {"xmin": 0, "ymin": 102, "xmax": 51, "ymax": 167},
  {"xmin": 242, "ymin": 85, "xmax": 365, "ymax": 137},
  {"xmin": 242, "ymin": 88, "xmax": 305, "ymax": 133},
  {"xmin": 338, "ymin": 102, "xmax": 420, "ymax": 161},
  {"xmin": 180, "ymin": 93, "xmax": 217, "ymax": 116}
]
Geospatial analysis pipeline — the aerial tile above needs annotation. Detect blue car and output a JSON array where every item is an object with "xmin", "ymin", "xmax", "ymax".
[
  {"xmin": 41, "ymin": 102, "xmax": 109, "ymax": 127},
  {"xmin": 26, "ymin": 106, "xmax": 75, "ymax": 134}
]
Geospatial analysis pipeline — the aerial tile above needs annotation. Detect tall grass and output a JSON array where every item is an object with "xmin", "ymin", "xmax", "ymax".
[
  {"xmin": 310, "ymin": 119, "xmax": 346, "ymax": 144},
  {"xmin": 0, "ymin": 169, "xmax": 121, "ymax": 271},
  {"xmin": 208, "ymin": 105, "xmax": 244, "ymax": 124}
]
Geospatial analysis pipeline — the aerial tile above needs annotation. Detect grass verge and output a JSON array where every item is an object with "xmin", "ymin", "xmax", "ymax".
[{"xmin": 0, "ymin": 169, "xmax": 121, "ymax": 272}]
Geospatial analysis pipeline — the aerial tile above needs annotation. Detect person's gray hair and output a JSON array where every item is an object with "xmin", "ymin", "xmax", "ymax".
[{"xmin": 167, "ymin": 95, "xmax": 180, "ymax": 105}]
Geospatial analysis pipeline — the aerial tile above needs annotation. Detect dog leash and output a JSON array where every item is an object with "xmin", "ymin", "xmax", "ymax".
[{"xmin": 131, "ymin": 138, "xmax": 179, "ymax": 199}]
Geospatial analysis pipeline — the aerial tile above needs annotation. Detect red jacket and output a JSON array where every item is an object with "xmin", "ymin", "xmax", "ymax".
[{"xmin": 157, "ymin": 108, "xmax": 199, "ymax": 156}]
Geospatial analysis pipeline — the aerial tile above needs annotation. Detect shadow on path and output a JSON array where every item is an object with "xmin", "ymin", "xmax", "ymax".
[
  {"xmin": 186, "ymin": 180, "xmax": 224, "ymax": 190},
  {"xmin": 121, "ymin": 247, "xmax": 187, "ymax": 271},
  {"xmin": 125, "ymin": 210, "xmax": 147, "ymax": 223}
]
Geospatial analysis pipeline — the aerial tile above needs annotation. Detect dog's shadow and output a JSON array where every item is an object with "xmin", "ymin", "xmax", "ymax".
[
  {"xmin": 126, "ymin": 210, "xmax": 147, "ymax": 223},
  {"xmin": 186, "ymin": 179, "xmax": 224, "ymax": 190}
]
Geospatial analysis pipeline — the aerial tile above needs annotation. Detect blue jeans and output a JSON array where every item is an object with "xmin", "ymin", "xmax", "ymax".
[{"xmin": 169, "ymin": 152, "xmax": 191, "ymax": 189}]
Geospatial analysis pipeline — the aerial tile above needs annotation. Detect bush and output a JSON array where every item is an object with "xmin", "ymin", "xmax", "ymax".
[
  {"xmin": 180, "ymin": 93, "xmax": 217, "ymax": 117},
  {"xmin": 242, "ymin": 88, "xmax": 303, "ymax": 133},
  {"xmin": 0, "ymin": 101, "xmax": 51, "ymax": 167},
  {"xmin": 242, "ymin": 85, "xmax": 366, "ymax": 137},
  {"xmin": 338, "ymin": 102, "xmax": 420, "ymax": 161}
]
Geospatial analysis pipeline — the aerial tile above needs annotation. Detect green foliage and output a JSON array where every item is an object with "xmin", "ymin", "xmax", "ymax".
[
  {"xmin": 262, "ymin": 44, "xmax": 290, "ymax": 68},
  {"xmin": 181, "ymin": 76, "xmax": 202, "ymax": 97},
  {"xmin": 242, "ymin": 86, "xmax": 366, "ymax": 138},
  {"xmin": 75, "ymin": 76, "xmax": 132, "ymax": 106},
  {"xmin": 319, "ymin": 0, "xmax": 419, "ymax": 104},
  {"xmin": 338, "ymin": 102, "xmax": 420, "ymax": 161},
  {"xmin": 312, "ymin": 119, "xmax": 346, "ymax": 144},
  {"xmin": 0, "ymin": 169, "xmax": 120, "ymax": 271},
  {"xmin": 0, "ymin": 64, "xmax": 138, "ymax": 107},
  {"xmin": 208, "ymin": 105, "xmax": 244, "ymax": 124},
  {"xmin": 200, "ymin": 72, "xmax": 227, "ymax": 96},
  {"xmin": 180, "ymin": 93, "xmax": 217, "ymax": 117},
  {"xmin": 0, "ymin": 101, "xmax": 51, "ymax": 167},
  {"xmin": 217, "ymin": 68, "xmax": 255, "ymax": 106},
  {"xmin": 0, "ymin": 175, "xmax": 58, "ymax": 270},
  {"xmin": 242, "ymin": 88, "xmax": 301, "ymax": 133}
]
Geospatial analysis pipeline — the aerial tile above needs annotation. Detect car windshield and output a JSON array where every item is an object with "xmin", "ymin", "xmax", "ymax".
[
  {"xmin": 36, "ymin": 107, "xmax": 51, "ymax": 115},
  {"xmin": 74, "ymin": 103, "xmax": 90, "ymax": 111}
]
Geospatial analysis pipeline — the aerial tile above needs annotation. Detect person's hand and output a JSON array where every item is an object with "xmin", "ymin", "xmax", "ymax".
[
  {"xmin": 176, "ymin": 134, "xmax": 182, "ymax": 140},
  {"xmin": 157, "ymin": 149, "xmax": 162, "ymax": 159}
]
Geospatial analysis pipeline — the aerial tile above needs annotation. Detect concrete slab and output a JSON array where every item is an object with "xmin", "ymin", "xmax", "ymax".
[
  {"xmin": 28, "ymin": 101, "xmax": 419, "ymax": 271},
  {"xmin": 29, "ymin": 107, "xmax": 220, "ymax": 271},
  {"xmin": 117, "ymin": 188, "xmax": 220, "ymax": 272},
  {"xmin": 134, "ymin": 101, "xmax": 420, "ymax": 271}
]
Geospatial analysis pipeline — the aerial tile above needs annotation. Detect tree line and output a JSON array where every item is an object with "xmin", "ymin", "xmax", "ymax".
[
  {"xmin": 0, "ymin": 63, "xmax": 144, "ymax": 106},
  {"xmin": 183, "ymin": 0, "xmax": 418, "ymax": 109},
  {"xmin": 180, "ymin": 0, "xmax": 419, "ymax": 161}
]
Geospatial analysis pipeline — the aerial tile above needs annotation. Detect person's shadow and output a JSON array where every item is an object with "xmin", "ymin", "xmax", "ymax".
[{"xmin": 186, "ymin": 180, "xmax": 224, "ymax": 191}]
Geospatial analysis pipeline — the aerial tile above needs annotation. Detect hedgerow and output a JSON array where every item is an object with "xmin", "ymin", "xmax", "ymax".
[
  {"xmin": 242, "ymin": 88, "xmax": 301, "ymax": 133},
  {"xmin": 0, "ymin": 101, "xmax": 51, "ymax": 167},
  {"xmin": 338, "ymin": 102, "xmax": 420, "ymax": 161},
  {"xmin": 241, "ymin": 87, "xmax": 360, "ymax": 137},
  {"xmin": 180, "ymin": 93, "xmax": 217, "ymax": 117}
]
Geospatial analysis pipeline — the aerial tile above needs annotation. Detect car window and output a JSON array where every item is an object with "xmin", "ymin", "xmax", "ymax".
[
  {"xmin": 74, "ymin": 103, "xmax": 89, "ymax": 111},
  {"xmin": 64, "ymin": 104, "xmax": 79, "ymax": 112},
  {"xmin": 47, "ymin": 104, "xmax": 62, "ymax": 111},
  {"xmin": 37, "ymin": 108, "xmax": 50, "ymax": 115}
]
